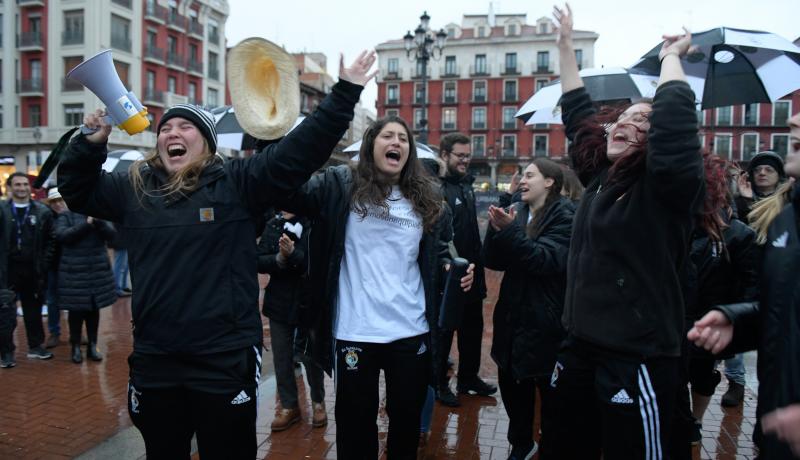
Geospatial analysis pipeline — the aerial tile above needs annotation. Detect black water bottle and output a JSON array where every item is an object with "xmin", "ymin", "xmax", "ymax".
[{"xmin": 438, "ymin": 257, "xmax": 469, "ymax": 330}]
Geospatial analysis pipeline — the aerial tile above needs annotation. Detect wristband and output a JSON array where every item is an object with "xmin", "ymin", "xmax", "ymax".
[{"xmin": 660, "ymin": 52, "xmax": 680, "ymax": 63}]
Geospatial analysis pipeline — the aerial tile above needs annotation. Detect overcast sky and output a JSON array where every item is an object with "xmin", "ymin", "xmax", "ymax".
[{"xmin": 225, "ymin": 0, "xmax": 799, "ymax": 110}]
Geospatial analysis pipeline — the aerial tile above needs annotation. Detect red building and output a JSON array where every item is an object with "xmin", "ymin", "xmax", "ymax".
[{"xmin": 375, "ymin": 12, "xmax": 598, "ymax": 187}]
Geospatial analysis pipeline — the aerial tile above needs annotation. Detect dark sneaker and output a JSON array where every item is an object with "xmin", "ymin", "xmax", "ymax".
[
  {"xmin": 721, "ymin": 381, "xmax": 745, "ymax": 407},
  {"xmin": 690, "ymin": 422, "xmax": 702, "ymax": 446},
  {"xmin": 508, "ymin": 441, "xmax": 538, "ymax": 460},
  {"xmin": 0, "ymin": 352, "xmax": 15, "ymax": 368},
  {"xmin": 436, "ymin": 387, "xmax": 461, "ymax": 407},
  {"xmin": 45, "ymin": 334, "xmax": 60, "ymax": 349},
  {"xmin": 457, "ymin": 377, "xmax": 498, "ymax": 396},
  {"xmin": 26, "ymin": 347, "xmax": 53, "ymax": 360}
]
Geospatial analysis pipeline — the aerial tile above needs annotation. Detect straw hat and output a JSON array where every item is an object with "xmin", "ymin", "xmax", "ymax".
[{"xmin": 227, "ymin": 37, "xmax": 300, "ymax": 140}]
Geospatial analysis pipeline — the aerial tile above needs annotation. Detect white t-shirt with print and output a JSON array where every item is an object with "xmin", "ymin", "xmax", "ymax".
[{"xmin": 334, "ymin": 186, "xmax": 429, "ymax": 343}]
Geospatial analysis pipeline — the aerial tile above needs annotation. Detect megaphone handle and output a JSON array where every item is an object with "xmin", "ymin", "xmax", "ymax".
[{"xmin": 79, "ymin": 114, "xmax": 115, "ymax": 135}]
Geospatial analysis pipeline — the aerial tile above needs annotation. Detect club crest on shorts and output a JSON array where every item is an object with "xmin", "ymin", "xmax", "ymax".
[
  {"xmin": 199, "ymin": 207, "xmax": 215, "ymax": 222},
  {"xmin": 343, "ymin": 346, "xmax": 361, "ymax": 370}
]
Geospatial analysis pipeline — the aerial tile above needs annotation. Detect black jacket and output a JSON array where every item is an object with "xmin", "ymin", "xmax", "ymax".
[
  {"xmin": 57, "ymin": 79, "xmax": 362, "ymax": 355},
  {"xmin": 716, "ymin": 188, "xmax": 800, "ymax": 460},
  {"xmin": 484, "ymin": 198, "xmax": 573, "ymax": 379},
  {"xmin": 686, "ymin": 217, "xmax": 761, "ymax": 322},
  {"xmin": 562, "ymin": 81, "xmax": 704, "ymax": 358},
  {"xmin": 441, "ymin": 174, "xmax": 486, "ymax": 301},
  {"xmin": 280, "ymin": 165, "xmax": 451, "ymax": 375},
  {"xmin": 54, "ymin": 211, "xmax": 118, "ymax": 311},
  {"xmin": 1, "ymin": 199, "xmax": 56, "ymax": 280},
  {"xmin": 257, "ymin": 214, "xmax": 311, "ymax": 325}
]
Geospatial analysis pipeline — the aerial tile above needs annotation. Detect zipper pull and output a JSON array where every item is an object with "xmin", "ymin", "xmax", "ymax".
[{"xmin": 596, "ymin": 184, "xmax": 603, "ymax": 195}]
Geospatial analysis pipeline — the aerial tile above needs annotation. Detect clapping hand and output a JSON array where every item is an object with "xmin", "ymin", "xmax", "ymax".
[
  {"xmin": 553, "ymin": 4, "xmax": 574, "ymax": 46},
  {"xmin": 339, "ymin": 50, "xmax": 378, "ymax": 87},
  {"xmin": 488, "ymin": 205, "xmax": 517, "ymax": 232},
  {"xmin": 278, "ymin": 233, "xmax": 295, "ymax": 258},
  {"xmin": 737, "ymin": 171, "xmax": 753, "ymax": 199}
]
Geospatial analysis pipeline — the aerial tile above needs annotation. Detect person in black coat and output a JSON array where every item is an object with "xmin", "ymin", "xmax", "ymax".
[
  {"xmin": 549, "ymin": 6, "xmax": 704, "ymax": 459},
  {"xmin": 57, "ymin": 53, "xmax": 376, "ymax": 460},
  {"xmin": 483, "ymin": 158, "xmax": 573, "ymax": 459},
  {"xmin": 256, "ymin": 211, "xmax": 327, "ymax": 431},
  {"xmin": 54, "ymin": 207, "xmax": 117, "ymax": 363},
  {"xmin": 689, "ymin": 112, "xmax": 800, "ymax": 459},
  {"xmin": 279, "ymin": 115, "xmax": 474, "ymax": 459}
]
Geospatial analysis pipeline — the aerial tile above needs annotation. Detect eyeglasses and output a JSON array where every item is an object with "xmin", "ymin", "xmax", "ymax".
[{"xmin": 450, "ymin": 153, "xmax": 472, "ymax": 162}]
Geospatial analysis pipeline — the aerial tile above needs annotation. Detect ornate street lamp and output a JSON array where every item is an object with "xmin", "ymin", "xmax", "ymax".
[{"xmin": 403, "ymin": 11, "xmax": 447, "ymax": 145}]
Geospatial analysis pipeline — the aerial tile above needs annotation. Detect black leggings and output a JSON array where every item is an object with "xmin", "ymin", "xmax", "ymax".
[
  {"xmin": 334, "ymin": 334, "xmax": 430, "ymax": 460},
  {"xmin": 68, "ymin": 310, "xmax": 99, "ymax": 345}
]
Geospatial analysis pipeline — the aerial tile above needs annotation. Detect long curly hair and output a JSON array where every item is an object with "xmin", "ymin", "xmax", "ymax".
[
  {"xmin": 698, "ymin": 153, "xmax": 732, "ymax": 243},
  {"xmin": 350, "ymin": 116, "xmax": 443, "ymax": 232},
  {"xmin": 570, "ymin": 100, "xmax": 653, "ymax": 187}
]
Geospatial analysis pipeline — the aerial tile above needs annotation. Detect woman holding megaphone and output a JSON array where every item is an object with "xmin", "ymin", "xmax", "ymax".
[{"xmin": 57, "ymin": 40, "xmax": 377, "ymax": 460}]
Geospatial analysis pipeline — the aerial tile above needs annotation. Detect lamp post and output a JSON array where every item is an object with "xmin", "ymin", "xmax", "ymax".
[{"xmin": 403, "ymin": 11, "xmax": 447, "ymax": 145}]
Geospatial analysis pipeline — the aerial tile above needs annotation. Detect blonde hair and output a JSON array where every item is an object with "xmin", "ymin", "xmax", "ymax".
[
  {"xmin": 748, "ymin": 180, "xmax": 794, "ymax": 244},
  {"xmin": 128, "ymin": 138, "xmax": 217, "ymax": 201}
]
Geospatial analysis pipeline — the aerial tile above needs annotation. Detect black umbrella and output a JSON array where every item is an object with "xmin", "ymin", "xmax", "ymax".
[{"xmin": 631, "ymin": 27, "xmax": 800, "ymax": 109}]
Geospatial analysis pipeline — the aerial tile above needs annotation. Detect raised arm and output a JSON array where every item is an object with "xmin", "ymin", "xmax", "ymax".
[
  {"xmin": 554, "ymin": 4, "xmax": 582, "ymax": 93},
  {"xmin": 657, "ymin": 28, "xmax": 695, "ymax": 87}
]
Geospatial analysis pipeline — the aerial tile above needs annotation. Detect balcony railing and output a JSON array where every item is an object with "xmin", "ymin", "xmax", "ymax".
[
  {"xmin": 18, "ymin": 0, "xmax": 45, "ymax": 6},
  {"xmin": 167, "ymin": 52, "xmax": 185, "ymax": 69},
  {"xmin": 188, "ymin": 20, "xmax": 204, "ymax": 37},
  {"xmin": 382, "ymin": 69, "xmax": 402, "ymax": 80},
  {"xmin": 472, "ymin": 94, "xmax": 486, "ymax": 103},
  {"xmin": 144, "ymin": 45, "xmax": 166, "ymax": 62},
  {"xmin": 442, "ymin": 122, "xmax": 456, "ymax": 131},
  {"xmin": 208, "ymin": 31, "xmax": 220, "ymax": 45},
  {"xmin": 501, "ymin": 66, "xmax": 520, "ymax": 75},
  {"xmin": 18, "ymin": 31, "xmax": 43, "ymax": 48},
  {"xmin": 62, "ymin": 78, "xmax": 83, "ymax": 92},
  {"xmin": 503, "ymin": 93, "xmax": 518, "ymax": 102},
  {"xmin": 386, "ymin": 98, "xmax": 399, "ymax": 106},
  {"xmin": 472, "ymin": 122, "xmax": 486, "ymax": 130},
  {"xmin": 62, "ymin": 29, "xmax": 83, "ymax": 45},
  {"xmin": 143, "ymin": 88, "xmax": 165, "ymax": 104},
  {"xmin": 440, "ymin": 66, "xmax": 460, "ymax": 77},
  {"xmin": 533, "ymin": 65, "xmax": 552, "ymax": 74},
  {"xmin": 443, "ymin": 95, "xmax": 457, "ymax": 104},
  {"xmin": 168, "ymin": 11, "xmax": 187, "ymax": 30},
  {"xmin": 469, "ymin": 64, "xmax": 491, "ymax": 76},
  {"xmin": 17, "ymin": 77, "xmax": 43, "ymax": 94},
  {"xmin": 145, "ymin": 4, "xmax": 168, "ymax": 23},
  {"xmin": 111, "ymin": 34, "xmax": 132, "ymax": 52},
  {"xmin": 503, "ymin": 121, "xmax": 517, "ymax": 130},
  {"xmin": 111, "ymin": 0, "xmax": 132, "ymax": 8},
  {"xmin": 208, "ymin": 67, "xmax": 220, "ymax": 81},
  {"xmin": 187, "ymin": 59, "xmax": 203, "ymax": 74}
]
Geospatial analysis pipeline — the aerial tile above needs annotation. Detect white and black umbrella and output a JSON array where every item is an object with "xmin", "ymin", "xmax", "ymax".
[
  {"xmin": 631, "ymin": 27, "xmax": 800, "ymax": 109},
  {"xmin": 212, "ymin": 105, "xmax": 304, "ymax": 151},
  {"xmin": 515, "ymin": 67, "xmax": 670, "ymax": 125},
  {"xmin": 102, "ymin": 150, "xmax": 145, "ymax": 173},
  {"xmin": 346, "ymin": 140, "xmax": 437, "ymax": 160}
]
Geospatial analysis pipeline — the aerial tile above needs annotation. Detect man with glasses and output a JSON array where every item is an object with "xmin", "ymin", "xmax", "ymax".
[{"xmin": 435, "ymin": 133, "xmax": 495, "ymax": 407}]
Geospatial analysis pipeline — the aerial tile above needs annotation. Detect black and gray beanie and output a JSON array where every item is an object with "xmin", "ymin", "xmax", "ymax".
[{"xmin": 157, "ymin": 104, "xmax": 217, "ymax": 153}]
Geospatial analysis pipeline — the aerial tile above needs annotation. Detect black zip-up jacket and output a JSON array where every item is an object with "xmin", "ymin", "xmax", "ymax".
[
  {"xmin": 562, "ymin": 81, "xmax": 704, "ymax": 358},
  {"xmin": 1, "ymin": 199, "xmax": 56, "ymax": 280},
  {"xmin": 280, "ymin": 165, "xmax": 451, "ymax": 375},
  {"xmin": 714, "ymin": 187, "xmax": 800, "ymax": 459},
  {"xmin": 484, "ymin": 198, "xmax": 573, "ymax": 379},
  {"xmin": 441, "ymin": 174, "xmax": 486, "ymax": 301},
  {"xmin": 57, "ymin": 79, "xmax": 362, "ymax": 355},
  {"xmin": 256, "ymin": 214, "xmax": 310, "ymax": 325},
  {"xmin": 54, "ymin": 211, "xmax": 118, "ymax": 312}
]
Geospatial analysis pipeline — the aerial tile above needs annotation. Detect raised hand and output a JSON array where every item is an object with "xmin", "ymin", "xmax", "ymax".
[
  {"xmin": 339, "ymin": 50, "xmax": 379, "ymax": 87},
  {"xmin": 508, "ymin": 171, "xmax": 521, "ymax": 195},
  {"xmin": 552, "ymin": 3, "xmax": 574, "ymax": 46},
  {"xmin": 83, "ymin": 109, "xmax": 113, "ymax": 144},
  {"xmin": 278, "ymin": 233, "xmax": 295, "ymax": 257},
  {"xmin": 737, "ymin": 171, "xmax": 753, "ymax": 199},
  {"xmin": 488, "ymin": 205, "xmax": 517, "ymax": 231},
  {"xmin": 659, "ymin": 27, "xmax": 697, "ymax": 61}
]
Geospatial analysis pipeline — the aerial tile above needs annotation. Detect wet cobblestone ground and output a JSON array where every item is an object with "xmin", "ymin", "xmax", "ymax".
[{"xmin": 0, "ymin": 270, "xmax": 760, "ymax": 459}]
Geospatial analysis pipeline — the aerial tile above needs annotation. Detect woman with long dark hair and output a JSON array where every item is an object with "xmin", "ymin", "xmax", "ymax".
[
  {"xmin": 548, "ymin": 5, "xmax": 704, "ymax": 458},
  {"xmin": 280, "ymin": 115, "xmax": 473, "ymax": 459},
  {"xmin": 483, "ymin": 158, "xmax": 574, "ymax": 459}
]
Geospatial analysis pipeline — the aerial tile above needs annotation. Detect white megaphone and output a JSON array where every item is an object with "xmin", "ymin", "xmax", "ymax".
[{"xmin": 67, "ymin": 49, "xmax": 150, "ymax": 135}]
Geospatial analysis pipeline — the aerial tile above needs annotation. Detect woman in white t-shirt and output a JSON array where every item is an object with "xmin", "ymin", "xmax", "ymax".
[{"xmin": 281, "ymin": 115, "xmax": 474, "ymax": 459}]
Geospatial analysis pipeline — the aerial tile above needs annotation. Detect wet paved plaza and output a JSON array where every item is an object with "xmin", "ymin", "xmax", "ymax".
[{"xmin": 0, "ymin": 270, "xmax": 762, "ymax": 459}]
